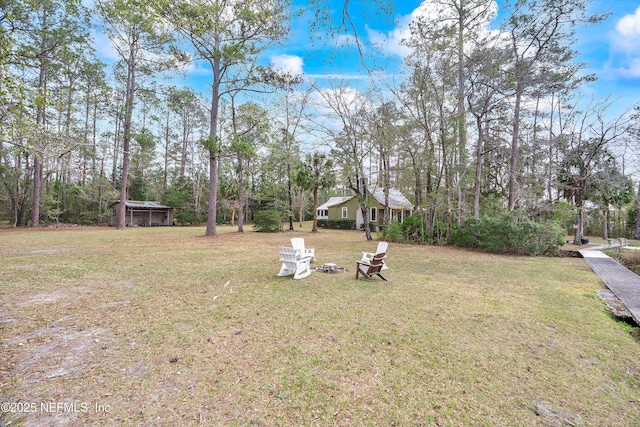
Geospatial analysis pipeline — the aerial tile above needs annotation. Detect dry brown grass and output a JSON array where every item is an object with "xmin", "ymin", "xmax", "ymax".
[
  {"xmin": 606, "ymin": 248, "xmax": 640, "ymax": 276},
  {"xmin": 1, "ymin": 224, "xmax": 640, "ymax": 426}
]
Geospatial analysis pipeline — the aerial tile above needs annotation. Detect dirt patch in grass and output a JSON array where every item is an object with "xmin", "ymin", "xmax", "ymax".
[
  {"xmin": 531, "ymin": 401, "xmax": 585, "ymax": 426},
  {"xmin": 10, "ymin": 326, "xmax": 111, "ymax": 382},
  {"xmin": 17, "ymin": 290, "xmax": 70, "ymax": 307}
]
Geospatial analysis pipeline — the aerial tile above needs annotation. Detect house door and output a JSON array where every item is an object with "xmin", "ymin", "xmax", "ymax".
[{"xmin": 356, "ymin": 208, "xmax": 364, "ymax": 229}]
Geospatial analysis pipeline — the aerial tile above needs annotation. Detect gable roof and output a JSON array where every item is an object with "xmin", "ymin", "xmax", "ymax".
[
  {"xmin": 110, "ymin": 200, "xmax": 172, "ymax": 209},
  {"xmin": 317, "ymin": 196, "xmax": 351, "ymax": 211},
  {"xmin": 317, "ymin": 188, "xmax": 413, "ymax": 211},
  {"xmin": 370, "ymin": 187, "xmax": 413, "ymax": 210}
]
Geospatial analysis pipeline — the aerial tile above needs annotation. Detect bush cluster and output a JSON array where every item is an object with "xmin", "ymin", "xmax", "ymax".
[
  {"xmin": 384, "ymin": 216, "xmax": 427, "ymax": 244},
  {"xmin": 384, "ymin": 221, "xmax": 404, "ymax": 242},
  {"xmin": 174, "ymin": 212, "xmax": 205, "ymax": 225},
  {"xmin": 452, "ymin": 213, "xmax": 565, "ymax": 256},
  {"xmin": 252, "ymin": 209, "xmax": 283, "ymax": 232}
]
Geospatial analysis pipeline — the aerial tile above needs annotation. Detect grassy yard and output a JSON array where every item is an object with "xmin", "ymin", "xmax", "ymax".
[{"xmin": 1, "ymin": 225, "xmax": 639, "ymax": 426}]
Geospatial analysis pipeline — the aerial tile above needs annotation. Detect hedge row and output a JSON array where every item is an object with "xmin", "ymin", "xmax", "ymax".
[
  {"xmin": 316, "ymin": 219, "xmax": 356, "ymax": 229},
  {"xmin": 452, "ymin": 214, "xmax": 565, "ymax": 256}
]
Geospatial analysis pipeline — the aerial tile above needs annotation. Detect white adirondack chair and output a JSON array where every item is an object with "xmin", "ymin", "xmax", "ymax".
[
  {"xmin": 361, "ymin": 241, "xmax": 389, "ymax": 270},
  {"xmin": 291, "ymin": 237, "xmax": 315, "ymax": 262},
  {"xmin": 278, "ymin": 246, "xmax": 312, "ymax": 279}
]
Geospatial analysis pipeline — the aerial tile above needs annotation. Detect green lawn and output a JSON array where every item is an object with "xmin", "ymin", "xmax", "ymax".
[{"xmin": 1, "ymin": 225, "xmax": 639, "ymax": 426}]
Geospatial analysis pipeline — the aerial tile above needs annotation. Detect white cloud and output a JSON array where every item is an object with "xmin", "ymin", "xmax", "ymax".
[
  {"xmin": 615, "ymin": 6, "xmax": 640, "ymax": 40},
  {"xmin": 271, "ymin": 54, "xmax": 304, "ymax": 76},
  {"xmin": 608, "ymin": 59, "xmax": 640, "ymax": 79},
  {"xmin": 306, "ymin": 73, "xmax": 370, "ymax": 80},
  {"xmin": 91, "ymin": 29, "xmax": 120, "ymax": 63},
  {"xmin": 308, "ymin": 86, "xmax": 370, "ymax": 130},
  {"xmin": 312, "ymin": 86, "xmax": 364, "ymax": 109},
  {"xmin": 612, "ymin": 6, "xmax": 640, "ymax": 54},
  {"xmin": 607, "ymin": 6, "xmax": 640, "ymax": 79},
  {"xmin": 368, "ymin": 1, "xmax": 498, "ymax": 58},
  {"xmin": 366, "ymin": 11, "xmax": 414, "ymax": 58},
  {"xmin": 366, "ymin": 15, "xmax": 413, "ymax": 58}
]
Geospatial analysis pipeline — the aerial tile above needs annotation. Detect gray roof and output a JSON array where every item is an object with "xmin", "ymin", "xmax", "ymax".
[
  {"xmin": 111, "ymin": 200, "xmax": 172, "ymax": 209},
  {"xmin": 317, "ymin": 188, "xmax": 412, "ymax": 211},
  {"xmin": 370, "ymin": 187, "xmax": 413, "ymax": 210},
  {"xmin": 317, "ymin": 196, "xmax": 351, "ymax": 210}
]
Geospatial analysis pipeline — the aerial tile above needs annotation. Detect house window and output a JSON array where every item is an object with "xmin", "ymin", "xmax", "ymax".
[
  {"xmin": 318, "ymin": 209, "xmax": 328, "ymax": 217},
  {"xmin": 370, "ymin": 207, "xmax": 377, "ymax": 222},
  {"xmin": 342, "ymin": 207, "xmax": 348, "ymax": 219}
]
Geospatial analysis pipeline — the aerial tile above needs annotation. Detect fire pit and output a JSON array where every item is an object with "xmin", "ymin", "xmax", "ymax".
[{"xmin": 315, "ymin": 263, "xmax": 347, "ymax": 273}]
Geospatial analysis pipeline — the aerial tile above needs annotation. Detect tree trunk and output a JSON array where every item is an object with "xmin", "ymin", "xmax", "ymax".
[
  {"xmin": 410, "ymin": 151, "xmax": 422, "ymax": 208},
  {"xmin": 573, "ymin": 196, "xmax": 584, "ymax": 245},
  {"xmin": 473, "ymin": 115, "xmax": 484, "ymax": 218},
  {"xmin": 31, "ymin": 156, "xmax": 42, "ymax": 227},
  {"xmin": 92, "ymin": 100, "xmax": 98, "ymax": 181},
  {"xmin": 83, "ymin": 87, "xmax": 90, "ymax": 186},
  {"xmin": 382, "ymin": 151, "xmax": 390, "ymax": 227},
  {"xmin": 163, "ymin": 111, "xmax": 170, "ymax": 192},
  {"xmin": 299, "ymin": 188, "xmax": 304, "ymax": 228},
  {"xmin": 440, "ymin": 106, "xmax": 453, "ymax": 245},
  {"xmin": 312, "ymin": 187, "xmax": 319, "ymax": 232},
  {"xmin": 509, "ymin": 80, "xmax": 523, "ymax": 210},
  {"xmin": 31, "ymin": 59, "xmax": 47, "ymax": 228},
  {"xmin": 359, "ymin": 178, "xmax": 372, "ymax": 241},
  {"xmin": 456, "ymin": 7, "xmax": 467, "ymax": 225},
  {"xmin": 635, "ymin": 182, "xmax": 640, "ymax": 240},
  {"xmin": 98, "ymin": 157, "xmax": 104, "ymax": 222},
  {"xmin": 117, "ymin": 52, "xmax": 136, "ymax": 230},
  {"xmin": 603, "ymin": 205, "xmax": 610, "ymax": 240},
  {"xmin": 206, "ymin": 149, "xmax": 219, "ymax": 235},
  {"xmin": 444, "ymin": 153, "xmax": 453, "ymax": 245},
  {"xmin": 112, "ymin": 105, "xmax": 121, "ymax": 186},
  {"xmin": 547, "ymin": 92, "xmax": 555, "ymax": 201},
  {"xmin": 237, "ymin": 153, "xmax": 244, "ymax": 232},
  {"xmin": 180, "ymin": 111, "xmax": 188, "ymax": 178},
  {"xmin": 205, "ymin": 46, "xmax": 221, "ymax": 237},
  {"xmin": 287, "ymin": 161, "xmax": 294, "ymax": 231}
]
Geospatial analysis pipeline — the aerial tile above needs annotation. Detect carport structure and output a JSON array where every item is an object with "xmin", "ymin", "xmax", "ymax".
[{"xmin": 109, "ymin": 201, "xmax": 173, "ymax": 227}]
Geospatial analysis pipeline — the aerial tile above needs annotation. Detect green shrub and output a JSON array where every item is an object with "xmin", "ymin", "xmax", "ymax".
[
  {"xmin": 175, "ymin": 212, "xmax": 204, "ymax": 225},
  {"xmin": 550, "ymin": 200, "xmax": 576, "ymax": 234},
  {"xmin": 383, "ymin": 216, "xmax": 431, "ymax": 244},
  {"xmin": 435, "ymin": 221, "xmax": 450, "ymax": 244},
  {"xmin": 253, "ymin": 209, "xmax": 283, "ymax": 232},
  {"xmin": 317, "ymin": 219, "xmax": 355, "ymax": 229},
  {"xmin": 452, "ymin": 213, "xmax": 565, "ymax": 256},
  {"xmin": 384, "ymin": 221, "xmax": 404, "ymax": 242},
  {"xmin": 402, "ymin": 215, "xmax": 427, "ymax": 244},
  {"xmin": 627, "ymin": 206, "xmax": 637, "ymax": 238}
]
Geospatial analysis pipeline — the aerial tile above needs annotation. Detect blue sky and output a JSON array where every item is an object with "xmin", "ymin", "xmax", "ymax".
[
  {"xmin": 264, "ymin": 0, "xmax": 640, "ymax": 112},
  {"xmin": 91, "ymin": 1, "xmax": 640, "ymax": 116}
]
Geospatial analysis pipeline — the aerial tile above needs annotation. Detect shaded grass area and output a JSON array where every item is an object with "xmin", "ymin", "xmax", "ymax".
[{"xmin": 1, "ymin": 225, "xmax": 640, "ymax": 426}]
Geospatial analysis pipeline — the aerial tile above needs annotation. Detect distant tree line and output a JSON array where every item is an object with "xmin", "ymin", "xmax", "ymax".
[{"xmin": 1, "ymin": 0, "xmax": 639, "ymax": 245}]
